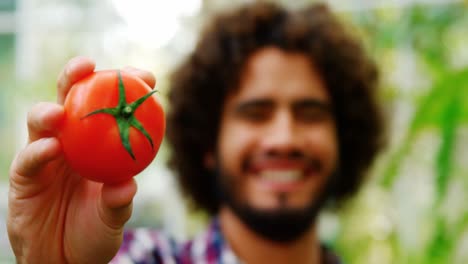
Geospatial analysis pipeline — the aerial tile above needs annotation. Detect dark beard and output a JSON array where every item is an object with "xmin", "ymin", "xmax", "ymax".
[{"xmin": 215, "ymin": 163, "xmax": 337, "ymax": 244}]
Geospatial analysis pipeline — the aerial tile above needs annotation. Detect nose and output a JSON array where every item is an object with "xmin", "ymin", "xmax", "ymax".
[{"xmin": 260, "ymin": 110, "xmax": 302, "ymax": 156}]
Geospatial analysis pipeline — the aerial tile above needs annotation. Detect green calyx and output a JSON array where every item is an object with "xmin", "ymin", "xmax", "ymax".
[{"xmin": 82, "ymin": 70, "xmax": 157, "ymax": 160}]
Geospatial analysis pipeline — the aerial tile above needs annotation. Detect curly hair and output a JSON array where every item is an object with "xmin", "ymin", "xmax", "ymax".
[{"xmin": 166, "ymin": 2, "xmax": 384, "ymax": 215}]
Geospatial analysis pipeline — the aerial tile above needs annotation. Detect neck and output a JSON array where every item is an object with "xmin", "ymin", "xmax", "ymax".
[{"xmin": 219, "ymin": 206, "xmax": 321, "ymax": 264}]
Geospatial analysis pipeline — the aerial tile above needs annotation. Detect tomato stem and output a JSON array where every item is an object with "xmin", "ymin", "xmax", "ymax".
[
  {"xmin": 82, "ymin": 70, "xmax": 158, "ymax": 160},
  {"xmin": 123, "ymin": 106, "xmax": 133, "ymax": 117}
]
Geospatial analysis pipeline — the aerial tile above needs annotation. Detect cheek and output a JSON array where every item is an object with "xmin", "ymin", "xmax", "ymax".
[
  {"xmin": 218, "ymin": 123, "xmax": 256, "ymax": 175},
  {"xmin": 307, "ymin": 124, "xmax": 339, "ymax": 171}
]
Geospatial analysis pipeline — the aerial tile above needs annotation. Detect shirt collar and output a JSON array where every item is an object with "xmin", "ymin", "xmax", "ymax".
[{"xmin": 184, "ymin": 218, "xmax": 342, "ymax": 264}]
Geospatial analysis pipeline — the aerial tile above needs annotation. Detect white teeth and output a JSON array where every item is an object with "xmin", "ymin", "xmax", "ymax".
[{"xmin": 260, "ymin": 170, "xmax": 302, "ymax": 183}]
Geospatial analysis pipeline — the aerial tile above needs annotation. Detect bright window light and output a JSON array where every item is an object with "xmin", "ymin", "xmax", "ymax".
[{"xmin": 110, "ymin": 0, "xmax": 201, "ymax": 48}]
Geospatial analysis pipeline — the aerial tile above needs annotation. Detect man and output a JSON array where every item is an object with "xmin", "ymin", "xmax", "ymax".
[{"xmin": 7, "ymin": 2, "xmax": 383, "ymax": 263}]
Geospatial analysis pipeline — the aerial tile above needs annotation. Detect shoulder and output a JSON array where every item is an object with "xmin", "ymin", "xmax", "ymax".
[
  {"xmin": 109, "ymin": 219, "xmax": 233, "ymax": 264},
  {"xmin": 322, "ymin": 244, "xmax": 344, "ymax": 264},
  {"xmin": 110, "ymin": 228, "xmax": 178, "ymax": 264}
]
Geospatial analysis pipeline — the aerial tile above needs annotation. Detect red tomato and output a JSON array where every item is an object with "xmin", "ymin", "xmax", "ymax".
[{"xmin": 60, "ymin": 70, "xmax": 165, "ymax": 184}]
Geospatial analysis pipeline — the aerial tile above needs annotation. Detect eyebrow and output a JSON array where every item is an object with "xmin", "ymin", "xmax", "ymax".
[
  {"xmin": 233, "ymin": 98, "xmax": 333, "ymax": 114},
  {"xmin": 292, "ymin": 99, "xmax": 333, "ymax": 113},
  {"xmin": 233, "ymin": 99, "xmax": 274, "ymax": 113}
]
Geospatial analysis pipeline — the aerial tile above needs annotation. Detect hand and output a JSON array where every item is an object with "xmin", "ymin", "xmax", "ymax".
[{"xmin": 7, "ymin": 57, "xmax": 157, "ymax": 263}]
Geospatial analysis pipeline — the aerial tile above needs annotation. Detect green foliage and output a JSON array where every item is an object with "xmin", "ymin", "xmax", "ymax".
[
  {"xmin": 0, "ymin": 34, "xmax": 16, "ymax": 181},
  {"xmin": 335, "ymin": 2, "xmax": 468, "ymax": 264},
  {"xmin": 0, "ymin": 0, "xmax": 15, "ymax": 11}
]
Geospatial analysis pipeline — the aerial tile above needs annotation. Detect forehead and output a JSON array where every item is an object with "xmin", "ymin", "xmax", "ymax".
[{"xmin": 230, "ymin": 46, "xmax": 329, "ymax": 102}]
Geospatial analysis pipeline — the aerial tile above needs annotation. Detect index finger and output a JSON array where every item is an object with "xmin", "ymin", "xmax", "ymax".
[
  {"xmin": 57, "ymin": 56, "xmax": 96, "ymax": 104},
  {"xmin": 122, "ymin": 66, "xmax": 157, "ymax": 89},
  {"xmin": 10, "ymin": 137, "xmax": 61, "ymax": 180}
]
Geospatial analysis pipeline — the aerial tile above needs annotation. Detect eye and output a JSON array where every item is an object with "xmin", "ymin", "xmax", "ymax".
[
  {"xmin": 294, "ymin": 100, "xmax": 333, "ymax": 123},
  {"xmin": 234, "ymin": 100, "xmax": 273, "ymax": 122},
  {"xmin": 297, "ymin": 107, "xmax": 329, "ymax": 122}
]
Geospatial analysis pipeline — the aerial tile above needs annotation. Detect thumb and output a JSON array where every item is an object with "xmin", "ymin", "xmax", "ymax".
[{"xmin": 99, "ymin": 179, "xmax": 137, "ymax": 230}]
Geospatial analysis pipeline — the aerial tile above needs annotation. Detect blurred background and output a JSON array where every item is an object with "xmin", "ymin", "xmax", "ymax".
[{"xmin": 1, "ymin": 0, "xmax": 467, "ymax": 263}]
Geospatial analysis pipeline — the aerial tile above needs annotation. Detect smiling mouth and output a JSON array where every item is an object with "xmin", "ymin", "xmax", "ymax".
[
  {"xmin": 253, "ymin": 169, "xmax": 309, "ymax": 193},
  {"xmin": 247, "ymin": 157, "xmax": 321, "ymax": 178},
  {"xmin": 260, "ymin": 170, "xmax": 303, "ymax": 183},
  {"xmin": 245, "ymin": 157, "xmax": 322, "ymax": 192}
]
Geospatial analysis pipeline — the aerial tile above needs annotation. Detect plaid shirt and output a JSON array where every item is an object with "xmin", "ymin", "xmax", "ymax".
[{"xmin": 111, "ymin": 219, "xmax": 342, "ymax": 264}]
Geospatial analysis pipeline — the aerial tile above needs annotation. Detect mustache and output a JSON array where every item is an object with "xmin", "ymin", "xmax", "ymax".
[{"xmin": 243, "ymin": 150, "xmax": 323, "ymax": 172}]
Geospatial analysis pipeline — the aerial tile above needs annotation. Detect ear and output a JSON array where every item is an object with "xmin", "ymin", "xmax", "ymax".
[{"xmin": 204, "ymin": 152, "xmax": 216, "ymax": 170}]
